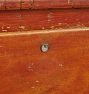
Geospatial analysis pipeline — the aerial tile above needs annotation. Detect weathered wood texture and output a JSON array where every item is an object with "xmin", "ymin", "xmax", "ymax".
[
  {"xmin": 0, "ymin": 1, "xmax": 89, "ymax": 94},
  {"xmin": 0, "ymin": 30, "xmax": 89, "ymax": 94},
  {"xmin": 0, "ymin": 0, "xmax": 89, "ymax": 10},
  {"xmin": 0, "ymin": 9, "xmax": 89, "ymax": 32}
]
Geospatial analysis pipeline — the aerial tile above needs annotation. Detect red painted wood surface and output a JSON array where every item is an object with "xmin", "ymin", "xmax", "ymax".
[
  {"xmin": 32, "ymin": 0, "xmax": 71, "ymax": 9},
  {"xmin": 0, "ymin": 30, "xmax": 89, "ymax": 94},
  {"xmin": 0, "ymin": 1, "xmax": 89, "ymax": 94},
  {"xmin": 0, "ymin": 9, "xmax": 89, "ymax": 32},
  {"xmin": 0, "ymin": 0, "xmax": 89, "ymax": 10},
  {"xmin": 72, "ymin": 0, "xmax": 89, "ymax": 8}
]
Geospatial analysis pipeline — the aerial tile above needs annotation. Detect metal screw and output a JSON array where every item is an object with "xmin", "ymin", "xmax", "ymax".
[{"xmin": 41, "ymin": 44, "xmax": 49, "ymax": 53}]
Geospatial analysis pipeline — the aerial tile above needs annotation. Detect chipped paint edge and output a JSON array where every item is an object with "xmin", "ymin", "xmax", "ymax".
[{"xmin": 0, "ymin": 27, "xmax": 89, "ymax": 37}]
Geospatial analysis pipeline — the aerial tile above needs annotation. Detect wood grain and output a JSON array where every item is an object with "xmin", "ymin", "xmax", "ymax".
[
  {"xmin": 0, "ymin": 0, "xmax": 89, "ymax": 10},
  {"xmin": 0, "ymin": 9, "xmax": 89, "ymax": 32},
  {"xmin": 0, "ymin": 30, "xmax": 89, "ymax": 94}
]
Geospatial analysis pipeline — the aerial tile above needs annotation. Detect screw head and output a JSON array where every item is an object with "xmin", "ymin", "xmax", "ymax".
[{"xmin": 41, "ymin": 44, "xmax": 49, "ymax": 52}]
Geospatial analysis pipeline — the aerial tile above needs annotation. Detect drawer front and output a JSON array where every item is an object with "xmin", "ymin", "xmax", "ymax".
[{"xmin": 0, "ymin": 30, "xmax": 89, "ymax": 94}]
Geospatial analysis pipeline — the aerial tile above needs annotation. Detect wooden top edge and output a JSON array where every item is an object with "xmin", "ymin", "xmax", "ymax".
[{"xmin": 0, "ymin": 0, "xmax": 89, "ymax": 10}]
